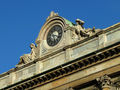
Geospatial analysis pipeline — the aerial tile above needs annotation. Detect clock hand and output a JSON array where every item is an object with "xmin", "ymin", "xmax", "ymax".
[
  {"xmin": 53, "ymin": 35, "xmax": 58, "ymax": 40},
  {"xmin": 50, "ymin": 34, "xmax": 55, "ymax": 41}
]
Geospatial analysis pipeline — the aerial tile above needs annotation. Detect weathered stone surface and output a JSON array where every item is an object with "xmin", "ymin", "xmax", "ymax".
[
  {"xmin": 0, "ymin": 75, "xmax": 10, "ymax": 88},
  {"xmin": 34, "ymin": 56, "xmax": 120, "ymax": 90},
  {"xmin": 42, "ymin": 52, "xmax": 66, "ymax": 72}
]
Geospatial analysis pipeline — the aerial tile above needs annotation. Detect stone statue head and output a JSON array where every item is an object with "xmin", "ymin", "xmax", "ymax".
[
  {"xmin": 76, "ymin": 19, "xmax": 85, "ymax": 25},
  {"xmin": 30, "ymin": 43, "xmax": 35, "ymax": 49}
]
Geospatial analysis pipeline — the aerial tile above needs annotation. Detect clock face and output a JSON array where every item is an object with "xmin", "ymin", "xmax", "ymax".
[{"xmin": 47, "ymin": 25, "xmax": 63, "ymax": 46}]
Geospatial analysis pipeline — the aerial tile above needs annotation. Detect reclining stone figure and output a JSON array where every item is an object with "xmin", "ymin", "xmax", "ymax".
[{"xmin": 16, "ymin": 43, "xmax": 37, "ymax": 67}]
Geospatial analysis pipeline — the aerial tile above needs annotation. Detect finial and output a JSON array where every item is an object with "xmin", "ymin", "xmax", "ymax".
[
  {"xmin": 50, "ymin": 11, "xmax": 55, "ymax": 17},
  {"xmin": 47, "ymin": 11, "xmax": 59, "ymax": 20}
]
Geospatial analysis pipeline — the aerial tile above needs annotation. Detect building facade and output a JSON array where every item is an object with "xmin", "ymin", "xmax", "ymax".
[{"xmin": 0, "ymin": 12, "xmax": 120, "ymax": 90}]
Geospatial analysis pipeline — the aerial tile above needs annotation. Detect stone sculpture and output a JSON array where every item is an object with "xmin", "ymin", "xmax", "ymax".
[
  {"xmin": 71, "ymin": 19, "xmax": 98, "ymax": 41},
  {"xmin": 16, "ymin": 43, "xmax": 37, "ymax": 67},
  {"xmin": 74, "ymin": 19, "xmax": 89, "ymax": 39}
]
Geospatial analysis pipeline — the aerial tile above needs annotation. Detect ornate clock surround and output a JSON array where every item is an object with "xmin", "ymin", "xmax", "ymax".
[
  {"xmin": 36, "ymin": 16, "xmax": 67, "ymax": 56},
  {"xmin": 43, "ymin": 23, "xmax": 64, "ymax": 49}
]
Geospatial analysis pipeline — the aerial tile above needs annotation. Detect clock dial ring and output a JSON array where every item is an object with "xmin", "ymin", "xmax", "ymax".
[{"xmin": 47, "ymin": 25, "xmax": 63, "ymax": 46}]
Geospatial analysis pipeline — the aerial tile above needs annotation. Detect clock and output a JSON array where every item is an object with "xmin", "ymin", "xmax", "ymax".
[{"xmin": 47, "ymin": 25, "xmax": 63, "ymax": 46}]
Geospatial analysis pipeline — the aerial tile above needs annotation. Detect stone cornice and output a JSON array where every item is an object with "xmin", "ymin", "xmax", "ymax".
[
  {"xmin": 2, "ymin": 39, "xmax": 120, "ymax": 90},
  {"xmin": 0, "ymin": 23, "xmax": 120, "ymax": 79},
  {"xmin": 103, "ymin": 23, "xmax": 120, "ymax": 33}
]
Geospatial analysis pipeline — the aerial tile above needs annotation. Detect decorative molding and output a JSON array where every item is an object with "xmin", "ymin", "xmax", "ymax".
[
  {"xmin": 0, "ymin": 29, "xmax": 117, "ymax": 78},
  {"xmin": 2, "ymin": 40, "xmax": 120, "ymax": 90}
]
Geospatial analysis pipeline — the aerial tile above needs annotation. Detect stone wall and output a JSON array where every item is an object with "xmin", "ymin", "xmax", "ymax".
[{"xmin": 0, "ymin": 23, "xmax": 120, "ymax": 89}]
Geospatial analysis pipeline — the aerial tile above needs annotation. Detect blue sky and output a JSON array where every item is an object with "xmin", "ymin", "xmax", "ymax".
[{"xmin": 0, "ymin": 0, "xmax": 119, "ymax": 74}]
